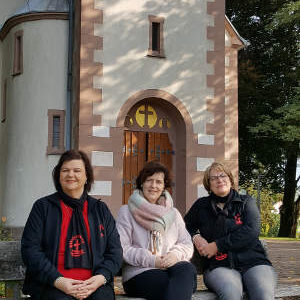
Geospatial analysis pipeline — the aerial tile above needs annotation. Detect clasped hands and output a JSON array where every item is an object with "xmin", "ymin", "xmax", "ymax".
[
  {"xmin": 54, "ymin": 274, "xmax": 106, "ymax": 300},
  {"xmin": 155, "ymin": 252, "xmax": 178, "ymax": 269},
  {"xmin": 193, "ymin": 235, "xmax": 218, "ymax": 259}
]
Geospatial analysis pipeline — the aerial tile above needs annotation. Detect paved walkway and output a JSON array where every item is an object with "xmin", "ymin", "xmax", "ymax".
[{"xmin": 265, "ymin": 240, "xmax": 300, "ymax": 286}]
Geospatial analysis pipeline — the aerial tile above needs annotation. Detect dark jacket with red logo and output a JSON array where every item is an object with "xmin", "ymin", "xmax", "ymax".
[
  {"xmin": 184, "ymin": 190, "xmax": 271, "ymax": 273},
  {"xmin": 21, "ymin": 192, "xmax": 123, "ymax": 298}
]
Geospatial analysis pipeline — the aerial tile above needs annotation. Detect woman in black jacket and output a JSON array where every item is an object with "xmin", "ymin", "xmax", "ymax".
[
  {"xmin": 184, "ymin": 162, "xmax": 276, "ymax": 300},
  {"xmin": 21, "ymin": 150, "xmax": 122, "ymax": 300}
]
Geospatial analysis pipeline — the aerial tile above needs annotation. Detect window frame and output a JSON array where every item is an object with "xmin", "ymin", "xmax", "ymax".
[
  {"xmin": 13, "ymin": 30, "xmax": 23, "ymax": 76},
  {"xmin": 1, "ymin": 79, "xmax": 7, "ymax": 123},
  {"xmin": 147, "ymin": 15, "xmax": 165, "ymax": 58},
  {"xmin": 47, "ymin": 109, "xmax": 65, "ymax": 155}
]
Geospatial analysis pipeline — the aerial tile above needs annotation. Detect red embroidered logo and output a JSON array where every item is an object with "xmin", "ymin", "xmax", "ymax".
[
  {"xmin": 215, "ymin": 252, "xmax": 228, "ymax": 261},
  {"xmin": 99, "ymin": 224, "xmax": 105, "ymax": 237},
  {"xmin": 69, "ymin": 235, "xmax": 86, "ymax": 257},
  {"xmin": 234, "ymin": 213, "xmax": 243, "ymax": 225}
]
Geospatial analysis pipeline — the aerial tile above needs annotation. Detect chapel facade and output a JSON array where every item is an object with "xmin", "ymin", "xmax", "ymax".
[{"xmin": 0, "ymin": 0, "xmax": 245, "ymax": 230}]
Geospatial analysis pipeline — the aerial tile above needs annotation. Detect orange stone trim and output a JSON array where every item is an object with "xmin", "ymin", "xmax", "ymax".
[
  {"xmin": 117, "ymin": 89, "xmax": 194, "ymax": 214},
  {"xmin": 78, "ymin": 0, "xmax": 104, "ymax": 153},
  {"xmin": 224, "ymin": 26, "xmax": 243, "ymax": 183},
  {"xmin": 225, "ymin": 18, "xmax": 245, "ymax": 50},
  {"xmin": 116, "ymin": 89, "xmax": 193, "ymax": 133},
  {"xmin": 0, "ymin": 12, "xmax": 68, "ymax": 41},
  {"xmin": 206, "ymin": 0, "xmax": 225, "ymax": 159}
]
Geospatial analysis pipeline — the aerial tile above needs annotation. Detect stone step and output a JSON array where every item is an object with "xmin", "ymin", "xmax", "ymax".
[{"xmin": 115, "ymin": 284, "xmax": 300, "ymax": 300}]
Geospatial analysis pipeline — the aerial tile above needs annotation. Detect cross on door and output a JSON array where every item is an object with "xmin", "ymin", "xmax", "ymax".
[
  {"xmin": 140, "ymin": 104, "xmax": 153, "ymax": 129},
  {"xmin": 135, "ymin": 104, "xmax": 158, "ymax": 129}
]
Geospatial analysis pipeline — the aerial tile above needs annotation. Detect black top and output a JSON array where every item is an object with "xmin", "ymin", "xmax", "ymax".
[
  {"xmin": 21, "ymin": 192, "xmax": 123, "ymax": 298},
  {"xmin": 184, "ymin": 189, "xmax": 272, "ymax": 273}
]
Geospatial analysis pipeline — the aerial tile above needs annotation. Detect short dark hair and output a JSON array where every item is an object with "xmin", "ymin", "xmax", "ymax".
[
  {"xmin": 52, "ymin": 150, "xmax": 94, "ymax": 192},
  {"xmin": 136, "ymin": 161, "xmax": 171, "ymax": 190}
]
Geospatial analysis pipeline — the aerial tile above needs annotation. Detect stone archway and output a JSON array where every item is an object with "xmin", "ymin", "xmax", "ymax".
[{"xmin": 117, "ymin": 90, "xmax": 193, "ymax": 214}]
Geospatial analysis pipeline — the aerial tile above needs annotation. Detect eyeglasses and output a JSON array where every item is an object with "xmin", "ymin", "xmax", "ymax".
[{"xmin": 209, "ymin": 174, "xmax": 228, "ymax": 181}]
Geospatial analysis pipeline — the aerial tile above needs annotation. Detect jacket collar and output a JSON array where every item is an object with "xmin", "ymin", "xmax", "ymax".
[
  {"xmin": 209, "ymin": 189, "xmax": 243, "ymax": 215},
  {"xmin": 47, "ymin": 192, "xmax": 99, "ymax": 208}
]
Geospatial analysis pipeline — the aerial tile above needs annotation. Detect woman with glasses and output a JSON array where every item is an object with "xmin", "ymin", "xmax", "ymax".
[{"xmin": 184, "ymin": 162, "xmax": 276, "ymax": 300}]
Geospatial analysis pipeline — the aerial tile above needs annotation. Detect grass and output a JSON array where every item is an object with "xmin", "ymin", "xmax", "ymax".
[
  {"xmin": 0, "ymin": 282, "xmax": 5, "ymax": 298},
  {"xmin": 260, "ymin": 236, "xmax": 300, "ymax": 241}
]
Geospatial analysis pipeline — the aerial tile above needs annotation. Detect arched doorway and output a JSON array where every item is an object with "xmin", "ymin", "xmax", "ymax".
[
  {"xmin": 122, "ymin": 97, "xmax": 187, "ymax": 214},
  {"xmin": 123, "ymin": 130, "xmax": 173, "ymax": 203}
]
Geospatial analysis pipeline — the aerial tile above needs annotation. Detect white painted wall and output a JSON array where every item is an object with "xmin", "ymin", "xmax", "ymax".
[
  {"xmin": 0, "ymin": 20, "xmax": 68, "ymax": 226},
  {"xmin": 94, "ymin": 0, "xmax": 214, "ymax": 134},
  {"xmin": 0, "ymin": 0, "xmax": 27, "ymax": 27}
]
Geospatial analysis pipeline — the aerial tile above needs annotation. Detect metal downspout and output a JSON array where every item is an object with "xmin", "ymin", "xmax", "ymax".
[{"xmin": 66, "ymin": 0, "xmax": 74, "ymax": 150}]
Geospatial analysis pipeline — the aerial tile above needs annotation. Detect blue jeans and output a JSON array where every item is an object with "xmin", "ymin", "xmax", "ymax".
[{"xmin": 204, "ymin": 265, "xmax": 277, "ymax": 300}]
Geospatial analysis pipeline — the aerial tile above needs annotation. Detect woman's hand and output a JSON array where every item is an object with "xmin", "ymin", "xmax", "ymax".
[
  {"xmin": 74, "ymin": 275, "xmax": 106, "ymax": 299},
  {"xmin": 160, "ymin": 252, "xmax": 178, "ymax": 269},
  {"xmin": 155, "ymin": 253, "xmax": 178, "ymax": 269},
  {"xmin": 54, "ymin": 277, "xmax": 85, "ymax": 298},
  {"xmin": 198, "ymin": 242, "xmax": 218, "ymax": 259},
  {"xmin": 155, "ymin": 255, "xmax": 163, "ymax": 268},
  {"xmin": 193, "ymin": 234, "xmax": 208, "ymax": 254}
]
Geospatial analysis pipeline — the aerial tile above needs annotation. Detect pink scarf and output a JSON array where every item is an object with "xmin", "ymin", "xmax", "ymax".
[{"xmin": 128, "ymin": 189, "xmax": 176, "ymax": 254}]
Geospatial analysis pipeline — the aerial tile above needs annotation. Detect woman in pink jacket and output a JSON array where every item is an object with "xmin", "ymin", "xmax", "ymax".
[{"xmin": 116, "ymin": 161, "xmax": 196, "ymax": 300}]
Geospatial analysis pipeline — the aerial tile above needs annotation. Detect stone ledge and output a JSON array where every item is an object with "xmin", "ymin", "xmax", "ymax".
[{"xmin": 115, "ymin": 284, "xmax": 300, "ymax": 300}]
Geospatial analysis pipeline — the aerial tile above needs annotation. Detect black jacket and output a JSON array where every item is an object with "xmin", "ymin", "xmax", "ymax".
[
  {"xmin": 184, "ymin": 190, "xmax": 271, "ymax": 272},
  {"xmin": 21, "ymin": 192, "xmax": 123, "ymax": 297}
]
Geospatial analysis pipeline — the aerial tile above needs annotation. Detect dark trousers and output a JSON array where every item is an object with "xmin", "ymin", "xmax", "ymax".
[
  {"xmin": 38, "ymin": 283, "xmax": 115, "ymax": 300},
  {"xmin": 123, "ymin": 261, "xmax": 197, "ymax": 300}
]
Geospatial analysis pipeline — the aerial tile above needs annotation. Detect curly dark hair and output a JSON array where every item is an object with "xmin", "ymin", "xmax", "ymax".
[
  {"xmin": 136, "ymin": 161, "xmax": 172, "ymax": 190},
  {"xmin": 52, "ymin": 150, "xmax": 94, "ymax": 192}
]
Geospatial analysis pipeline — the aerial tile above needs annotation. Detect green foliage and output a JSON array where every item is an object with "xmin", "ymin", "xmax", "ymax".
[
  {"xmin": 226, "ymin": 0, "xmax": 300, "ymax": 236},
  {"xmin": 250, "ymin": 87, "xmax": 300, "ymax": 142},
  {"xmin": 0, "ymin": 223, "xmax": 12, "ymax": 241},
  {"xmin": 243, "ymin": 185, "xmax": 282, "ymax": 237},
  {"xmin": 0, "ymin": 219, "xmax": 12, "ymax": 297},
  {"xmin": 226, "ymin": 0, "xmax": 299, "ymax": 190},
  {"xmin": 266, "ymin": 1, "xmax": 300, "ymax": 29},
  {"xmin": 0, "ymin": 282, "xmax": 4, "ymax": 298}
]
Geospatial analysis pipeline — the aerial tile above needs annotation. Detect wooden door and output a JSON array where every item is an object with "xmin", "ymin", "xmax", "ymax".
[{"xmin": 123, "ymin": 131, "xmax": 173, "ymax": 204}]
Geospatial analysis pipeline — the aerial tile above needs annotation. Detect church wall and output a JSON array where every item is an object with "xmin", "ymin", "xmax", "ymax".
[
  {"xmin": 95, "ymin": 0, "xmax": 215, "ymax": 134},
  {"xmin": 0, "ymin": 0, "xmax": 27, "ymax": 26},
  {"xmin": 0, "ymin": 20, "xmax": 68, "ymax": 226},
  {"xmin": 77, "ymin": 0, "xmax": 227, "ymax": 215}
]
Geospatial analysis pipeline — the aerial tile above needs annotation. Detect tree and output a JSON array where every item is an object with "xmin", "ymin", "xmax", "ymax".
[
  {"xmin": 243, "ymin": 184, "xmax": 282, "ymax": 237},
  {"xmin": 226, "ymin": 1, "xmax": 300, "ymax": 237}
]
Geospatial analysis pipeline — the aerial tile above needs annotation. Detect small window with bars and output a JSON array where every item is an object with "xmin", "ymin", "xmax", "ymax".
[
  {"xmin": 148, "ymin": 15, "xmax": 165, "ymax": 58},
  {"xmin": 47, "ymin": 109, "xmax": 65, "ymax": 154}
]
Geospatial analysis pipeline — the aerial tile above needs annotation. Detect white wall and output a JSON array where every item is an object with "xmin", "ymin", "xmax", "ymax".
[
  {"xmin": 0, "ymin": 0, "xmax": 27, "ymax": 26},
  {"xmin": 0, "ymin": 19, "xmax": 68, "ymax": 226},
  {"xmin": 95, "ymin": 0, "xmax": 214, "ymax": 134}
]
